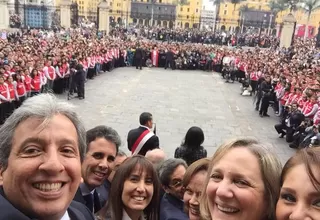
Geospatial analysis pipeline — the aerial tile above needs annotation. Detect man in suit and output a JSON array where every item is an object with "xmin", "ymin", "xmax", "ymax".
[
  {"xmin": 158, "ymin": 159, "xmax": 189, "ymax": 220},
  {"xmin": 127, "ymin": 112, "xmax": 160, "ymax": 156},
  {"xmin": 0, "ymin": 94, "xmax": 94, "ymax": 220},
  {"xmin": 134, "ymin": 44, "xmax": 144, "ymax": 70},
  {"xmin": 73, "ymin": 125, "xmax": 121, "ymax": 213}
]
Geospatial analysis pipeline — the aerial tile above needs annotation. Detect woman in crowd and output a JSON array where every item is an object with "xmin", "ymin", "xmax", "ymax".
[
  {"xmin": 0, "ymin": 75, "xmax": 9, "ymax": 124},
  {"xmin": 30, "ymin": 68, "xmax": 41, "ymax": 97},
  {"xmin": 96, "ymin": 155, "xmax": 160, "ymax": 220},
  {"xmin": 6, "ymin": 75, "xmax": 17, "ymax": 115},
  {"xmin": 200, "ymin": 138, "xmax": 282, "ymax": 220},
  {"xmin": 23, "ymin": 68, "xmax": 32, "ymax": 97},
  {"xmin": 276, "ymin": 147, "xmax": 320, "ymax": 219},
  {"xmin": 182, "ymin": 158, "xmax": 210, "ymax": 220},
  {"xmin": 13, "ymin": 71, "xmax": 26, "ymax": 108},
  {"xmin": 174, "ymin": 126, "xmax": 207, "ymax": 165}
]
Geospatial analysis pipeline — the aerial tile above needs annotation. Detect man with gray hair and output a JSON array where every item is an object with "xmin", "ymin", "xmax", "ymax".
[
  {"xmin": 145, "ymin": 148, "xmax": 166, "ymax": 167},
  {"xmin": 73, "ymin": 125, "xmax": 121, "ymax": 213},
  {"xmin": 158, "ymin": 158, "xmax": 188, "ymax": 220},
  {"xmin": 0, "ymin": 94, "xmax": 94, "ymax": 219}
]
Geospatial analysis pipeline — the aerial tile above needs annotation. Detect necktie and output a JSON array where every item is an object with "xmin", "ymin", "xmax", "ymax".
[{"xmin": 83, "ymin": 193, "xmax": 94, "ymax": 213}]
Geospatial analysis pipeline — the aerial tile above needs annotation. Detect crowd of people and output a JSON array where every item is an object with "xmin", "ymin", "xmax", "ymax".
[{"xmin": 0, "ymin": 93, "xmax": 319, "ymax": 220}]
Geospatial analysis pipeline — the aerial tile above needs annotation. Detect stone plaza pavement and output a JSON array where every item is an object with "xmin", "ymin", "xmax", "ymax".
[{"xmin": 58, "ymin": 67, "xmax": 296, "ymax": 164}]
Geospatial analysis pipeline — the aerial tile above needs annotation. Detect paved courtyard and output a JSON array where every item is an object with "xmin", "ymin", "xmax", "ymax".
[{"xmin": 57, "ymin": 67, "xmax": 296, "ymax": 164}]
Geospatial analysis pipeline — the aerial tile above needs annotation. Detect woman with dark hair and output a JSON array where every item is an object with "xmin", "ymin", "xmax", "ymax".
[
  {"xmin": 13, "ymin": 71, "xmax": 26, "ymax": 108},
  {"xmin": 276, "ymin": 147, "xmax": 320, "ymax": 219},
  {"xmin": 30, "ymin": 68, "xmax": 41, "ymax": 97},
  {"xmin": 174, "ymin": 126, "xmax": 207, "ymax": 165},
  {"xmin": 96, "ymin": 155, "xmax": 160, "ymax": 220}
]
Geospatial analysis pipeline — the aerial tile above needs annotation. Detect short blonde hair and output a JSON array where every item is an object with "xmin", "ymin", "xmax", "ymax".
[{"xmin": 199, "ymin": 138, "xmax": 282, "ymax": 220}]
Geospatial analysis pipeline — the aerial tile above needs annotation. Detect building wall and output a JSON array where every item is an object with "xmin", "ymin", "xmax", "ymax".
[{"xmin": 200, "ymin": 0, "xmax": 216, "ymax": 30}]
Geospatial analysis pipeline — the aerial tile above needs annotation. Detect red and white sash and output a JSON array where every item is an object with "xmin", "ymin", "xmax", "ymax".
[{"xmin": 131, "ymin": 130, "xmax": 155, "ymax": 155}]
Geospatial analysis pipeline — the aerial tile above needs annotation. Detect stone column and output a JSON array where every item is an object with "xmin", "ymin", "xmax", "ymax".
[
  {"xmin": 280, "ymin": 13, "xmax": 296, "ymax": 49},
  {"xmin": 60, "ymin": 0, "xmax": 72, "ymax": 29},
  {"xmin": 98, "ymin": 1, "xmax": 109, "ymax": 34},
  {"xmin": 0, "ymin": 0, "xmax": 9, "ymax": 30}
]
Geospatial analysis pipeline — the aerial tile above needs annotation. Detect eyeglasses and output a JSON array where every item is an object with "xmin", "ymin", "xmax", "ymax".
[{"xmin": 169, "ymin": 180, "xmax": 183, "ymax": 188}]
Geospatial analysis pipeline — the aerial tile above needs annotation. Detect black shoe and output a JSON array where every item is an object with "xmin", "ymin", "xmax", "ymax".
[
  {"xmin": 259, "ymin": 114, "xmax": 263, "ymax": 118},
  {"xmin": 263, "ymin": 114, "xmax": 270, "ymax": 117},
  {"xmin": 279, "ymin": 133, "xmax": 285, "ymax": 138},
  {"xmin": 255, "ymin": 107, "xmax": 259, "ymax": 111}
]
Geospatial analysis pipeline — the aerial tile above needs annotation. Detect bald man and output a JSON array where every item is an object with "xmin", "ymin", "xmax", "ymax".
[{"xmin": 145, "ymin": 148, "xmax": 166, "ymax": 166}]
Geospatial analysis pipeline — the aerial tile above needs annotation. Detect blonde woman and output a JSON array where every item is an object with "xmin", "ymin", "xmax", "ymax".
[{"xmin": 200, "ymin": 138, "xmax": 282, "ymax": 220}]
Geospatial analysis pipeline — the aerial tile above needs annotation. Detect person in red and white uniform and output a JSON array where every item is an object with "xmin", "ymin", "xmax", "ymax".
[
  {"xmin": 6, "ymin": 75, "xmax": 18, "ymax": 116},
  {"xmin": 43, "ymin": 60, "xmax": 56, "ymax": 92},
  {"xmin": 151, "ymin": 46, "xmax": 159, "ymax": 67},
  {"xmin": 30, "ymin": 69, "xmax": 41, "ymax": 97},
  {"xmin": 13, "ymin": 72, "xmax": 26, "ymax": 108},
  {"xmin": 23, "ymin": 69, "xmax": 32, "ymax": 97},
  {"xmin": 249, "ymin": 66, "xmax": 259, "ymax": 95},
  {"xmin": 0, "ymin": 75, "xmax": 10, "ymax": 124},
  {"xmin": 303, "ymin": 96, "xmax": 319, "ymax": 119}
]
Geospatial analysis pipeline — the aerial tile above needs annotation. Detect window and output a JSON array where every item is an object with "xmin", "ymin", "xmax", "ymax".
[
  {"xmin": 196, "ymin": 9, "xmax": 198, "ymax": 12},
  {"xmin": 180, "ymin": 7, "xmax": 183, "ymax": 11},
  {"xmin": 160, "ymin": 0, "xmax": 162, "ymax": 2},
  {"xmin": 225, "ymin": 4, "xmax": 227, "ymax": 7},
  {"xmin": 224, "ymin": 10, "xmax": 227, "ymax": 15},
  {"xmin": 187, "ymin": 15, "xmax": 189, "ymax": 19},
  {"xmin": 187, "ymin": 8, "xmax": 190, "ymax": 12}
]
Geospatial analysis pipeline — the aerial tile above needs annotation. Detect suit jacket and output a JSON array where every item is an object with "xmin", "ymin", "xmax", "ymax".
[
  {"xmin": 0, "ymin": 187, "xmax": 94, "ymax": 220},
  {"xmin": 73, "ymin": 183, "xmax": 108, "ymax": 213},
  {"xmin": 134, "ymin": 48, "xmax": 144, "ymax": 59},
  {"xmin": 160, "ymin": 193, "xmax": 189, "ymax": 220},
  {"xmin": 127, "ymin": 126, "xmax": 160, "ymax": 156}
]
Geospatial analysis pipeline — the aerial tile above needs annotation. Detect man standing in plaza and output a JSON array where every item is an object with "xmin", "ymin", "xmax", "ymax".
[
  {"xmin": 0, "ymin": 94, "xmax": 94, "ymax": 220},
  {"xmin": 73, "ymin": 125, "xmax": 121, "ymax": 213},
  {"xmin": 127, "ymin": 112, "xmax": 160, "ymax": 156}
]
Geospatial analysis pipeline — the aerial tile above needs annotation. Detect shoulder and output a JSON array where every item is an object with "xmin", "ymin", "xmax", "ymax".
[
  {"xmin": 0, "ymin": 190, "xmax": 30, "ymax": 220},
  {"xmin": 69, "ymin": 200, "xmax": 95, "ymax": 220}
]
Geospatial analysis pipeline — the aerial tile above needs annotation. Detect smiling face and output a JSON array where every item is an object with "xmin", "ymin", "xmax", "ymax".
[
  {"xmin": 206, "ymin": 147, "xmax": 266, "ymax": 220},
  {"xmin": 183, "ymin": 170, "xmax": 207, "ymax": 220},
  {"xmin": 0, "ymin": 114, "xmax": 81, "ymax": 219},
  {"xmin": 276, "ymin": 164, "xmax": 320, "ymax": 220},
  {"xmin": 81, "ymin": 138, "xmax": 117, "ymax": 191},
  {"xmin": 122, "ymin": 166, "xmax": 154, "ymax": 217}
]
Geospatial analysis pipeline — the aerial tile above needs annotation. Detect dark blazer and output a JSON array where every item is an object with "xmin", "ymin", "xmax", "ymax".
[
  {"xmin": 134, "ymin": 48, "xmax": 144, "ymax": 59},
  {"xmin": 160, "ymin": 193, "xmax": 189, "ymax": 220},
  {"xmin": 127, "ymin": 126, "xmax": 160, "ymax": 156},
  {"xmin": 73, "ymin": 183, "xmax": 109, "ymax": 213},
  {"xmin": 0, "ymin": 187, "xmax": 94, "ymax": 220}
]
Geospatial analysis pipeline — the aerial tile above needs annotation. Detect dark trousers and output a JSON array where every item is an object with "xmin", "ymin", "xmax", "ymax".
[
  {"xmin": 135, "ymin": 58, "xmax": 142, "ymax": 69},
  {"xmin": 275, "ymin": 123, "xmax": 286, "ymax": 135},
  {"xmin": 256, "ymin": 92, "xmax": 262, "ymax": 110},
  {"xmin": 165, "ymin": 59, "xmax": 175, "ymax": 69},
  {"xmin": 259, "ymin": 96, "xmax": 270, "ymax": 115},
  {"xmin": 286, "ymin": 127, "xmax": 295, "ymax": 143},
  {"xmin": 76, "ymin": 79, "xmax": 85, "ymax": 98},
  {"xmin": 15, "ymin": 96, "xmax": 26, "ymax": 109},
  {"xmin": 250, "ymin": 80, "xmax": 258, "ymax": 94}
]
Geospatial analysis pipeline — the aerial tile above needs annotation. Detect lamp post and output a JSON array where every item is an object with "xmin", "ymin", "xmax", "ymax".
[
  {"xmin": 268, "ymin": 13, "xmax": 274, "ymax": 36},
  {"xmin": 150, "ymin": 0, "xmax": 155, "ymax": 27},
  {"xmin": 241, "ymin": 14, "xmax": 245, "ymax": 34}
]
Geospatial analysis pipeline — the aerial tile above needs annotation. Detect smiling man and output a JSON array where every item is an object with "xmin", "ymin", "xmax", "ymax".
[
  {"xmin": 73, "ymin": 125, "xmax": 121, "ymax": 213},
  {"xmin": 0, "ymin": 94, "xmax": 94, "ymax": 220}
]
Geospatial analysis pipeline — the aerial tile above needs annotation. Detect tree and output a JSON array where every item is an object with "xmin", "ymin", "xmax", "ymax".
[
  {"xmin": 268, "ymin": 0, "xmax": 287, "ymax": 15},
  {"xmin": 298, "ymin": 0, "xmax": 320, "ymax": 40},
  {"xmin": 231, "ymin": 0, "xmax": 244, "ymax": 14},
  {"xmin": 279, "ymin": 0, "xmax": 300, "ymax": 12}
]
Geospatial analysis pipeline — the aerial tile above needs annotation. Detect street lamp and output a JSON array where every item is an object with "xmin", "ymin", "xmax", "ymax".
[{"xmin": 268, "ymin": 13, "xmax": 274, "ymax": 36}]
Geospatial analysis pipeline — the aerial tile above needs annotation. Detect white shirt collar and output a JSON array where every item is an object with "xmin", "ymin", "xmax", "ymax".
[
  {"xmin": 122, "ymin": 209, "xmax": 145, "ymax": 220},
  {"xmin": 79, "ymin": 182, "xmax": 95, "ymax": 196},
  {"xmin": 61, "ymin": 211, "xmax": 70, "ymax": 220},
  {"xmin": 140, "ymin": 125, "xmax": 150, "ymax": 130}
]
